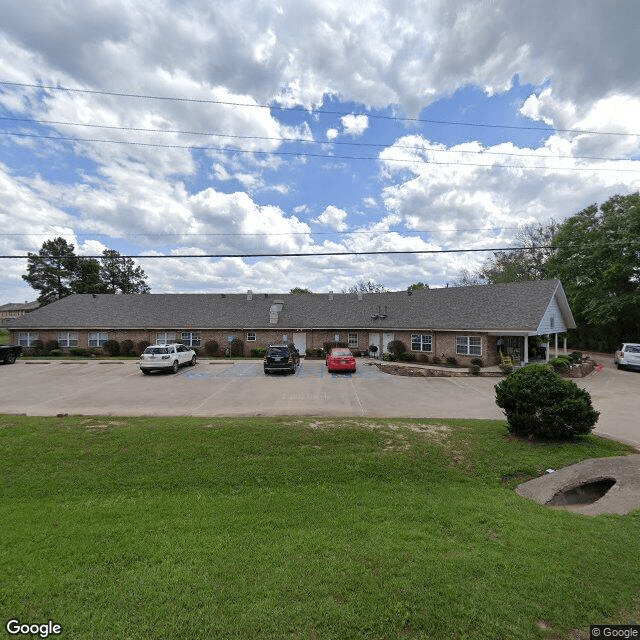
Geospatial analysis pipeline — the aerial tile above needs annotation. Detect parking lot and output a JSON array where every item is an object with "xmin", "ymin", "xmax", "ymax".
[{"xmin": 1, "ymin": 357, "xmax": 638, "ymax": 449}]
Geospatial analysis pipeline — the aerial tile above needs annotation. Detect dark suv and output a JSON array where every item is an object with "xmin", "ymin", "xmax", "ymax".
[{"xmin": 263, "ymin": 344, "xmax": 300, "ymax": 374}]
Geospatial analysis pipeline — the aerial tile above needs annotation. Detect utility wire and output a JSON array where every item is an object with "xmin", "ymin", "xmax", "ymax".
[
  {"xmin": 2, "ymin": 130, "xmax": 637, "ymax": 172},
  {"xmin": 0, "ymin": 115, "xmax": 633, "ymax": 164},
  {"xmin": 2, "ymin": 80, "xmax": 639, "ymax": 137}
]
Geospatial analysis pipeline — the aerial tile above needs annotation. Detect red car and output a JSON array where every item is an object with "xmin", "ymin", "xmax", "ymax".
[{"xmin": 326, "ymin": 348, "xmax": 357, "ymax": 373}]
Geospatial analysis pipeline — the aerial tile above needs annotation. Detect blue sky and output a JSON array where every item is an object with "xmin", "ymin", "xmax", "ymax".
[{"xmin": 1, "ymin": 0, "xmax": 639, "ymax": 304}]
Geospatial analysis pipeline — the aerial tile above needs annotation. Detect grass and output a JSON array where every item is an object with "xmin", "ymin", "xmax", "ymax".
[{"xmin": 1, "ymin": 415, "xmax": 638, "ymax": 639}]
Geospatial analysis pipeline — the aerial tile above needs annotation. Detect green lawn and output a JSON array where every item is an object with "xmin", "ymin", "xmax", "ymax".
[{"xmin": 1, "ymin": 415, "xmax": 638, "ymax": 639}]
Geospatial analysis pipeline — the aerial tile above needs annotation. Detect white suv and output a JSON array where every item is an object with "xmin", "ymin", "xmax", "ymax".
[
  {"xmin": 139, "ymin": 343, "xmax": 196, "ymax": 374},
  {"xmin": 614, "ymin": 343, "xmax": 640, "ymax": 371}
]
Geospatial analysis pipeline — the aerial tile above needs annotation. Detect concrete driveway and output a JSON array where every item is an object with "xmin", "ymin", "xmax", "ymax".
[{"xmin": 1, "ymin": 357, "xmax": 638, "ymax": 449}]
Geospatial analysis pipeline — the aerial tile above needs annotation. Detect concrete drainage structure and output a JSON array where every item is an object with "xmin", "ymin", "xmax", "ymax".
[{"xmin": 516, "ymin": 456, "xmax": 640, "ymax": 515}]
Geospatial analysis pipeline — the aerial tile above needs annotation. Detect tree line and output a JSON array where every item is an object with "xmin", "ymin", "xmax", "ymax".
[
  {"xmin": 456, "ymin": 192, "xmax": 640, "ymax": 351},
  {"xmin": 23, "ymin": 237, "xmax": 150, "ymax": 305}
]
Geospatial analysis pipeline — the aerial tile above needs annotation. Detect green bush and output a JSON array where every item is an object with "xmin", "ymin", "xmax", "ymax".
[
  {"xmin": 49, "ymin": 349, "xmax": 63, "ymax": 357},
  {"xmin": 469, "ymin": 364, "xmax": 481, "ymax": 375},
  {"xmin": 230, "ymin": 338, "xmax": 244, "ymax": 357},
  {"xmin": 568, "ymin": 351, "xmax": 582, "ymax": 364},
  {"xmin": 204, "ymin": 340, "xmax": 219, "ymax": 357},
  {"xmin": 45, "ymin": 340, "xmax": 59, "ymax": 355},
  {"xmin": 431, "ymin": 356, "xmax": 442, "ymax": 365},
  {"xmin": 446, "ymin": 356, "xmax": 458, "ymax": 366},
  {"xmin": 400, "ymin": 352, "xmax": 416, "ymax": 362},
  {"xmin": 548, "ymin": 356, "xmax": 570, "ymax": 371},
  {"xmin": 137, "ymin": 340, "xmax": 150, "ymax": 355},
  {"xmin": 121, "ymin": 340, "xmax": 135, "ymax": 356},
  {"xmin": 69, "ymin": 347, "xmax": 97, "ymax": 357},
  {"xmin": 494, "ymin": 364, "xmax": 599, "ymax": 441},
  {"xmin": 102, "ymin": 340, "xmax": 120, "ymax": 357},
  {"xmin": 386, "ymin": 340, "xmax": 406, "ymax": 360},
  {"xmin": 471, "ymin": 358, "xmax": 484, "ymax": 368},
  {"xmin": 252, "ymin": 347, "xmax": 267, "ymax": 358}
]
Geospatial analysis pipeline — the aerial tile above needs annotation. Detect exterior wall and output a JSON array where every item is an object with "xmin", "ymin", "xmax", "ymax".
[
  {"xmin": 8, "ymin": 326, "xmax": 500, "ymax": 365},
  {"xmin": 538, "ymin": 296, "xmax": 568, "ymax": 334}
]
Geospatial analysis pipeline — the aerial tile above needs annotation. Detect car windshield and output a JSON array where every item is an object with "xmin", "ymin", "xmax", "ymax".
[
  {"xmin": 144, "ymin": 347, "xmax": 168, "ymax": 354},
  {"xmin": 331, "ymin": 349, "xmax": 352, "ymax": 357},
  {"xmin": 624, "ymin": 345, "xmax": 640, "ymax": 353}
]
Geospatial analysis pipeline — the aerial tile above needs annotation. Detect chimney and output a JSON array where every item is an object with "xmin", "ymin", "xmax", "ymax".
[
  {"xmin": 247, "ymin": 290, "xmax": 253, "ymax": 300},
  {"xmin": 357, "ymin": 292, "xmax": 363, "ymax": 301}
]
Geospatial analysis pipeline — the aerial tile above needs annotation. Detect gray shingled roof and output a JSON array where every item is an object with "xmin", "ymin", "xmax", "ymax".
[{"xmin": 7, "ymin": 280, "xmax": 574, "ymax": 332}]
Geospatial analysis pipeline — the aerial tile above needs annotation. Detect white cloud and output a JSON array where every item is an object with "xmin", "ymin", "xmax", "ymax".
[
  {"xmin": 341, "ymin": 114, "xmax": 369, "ymax": 137},
  {"xmin": 314, "ymin": 205, "xmax": 349, "ymax": 231}
]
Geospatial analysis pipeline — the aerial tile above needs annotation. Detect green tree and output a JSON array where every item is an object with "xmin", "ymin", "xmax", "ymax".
[
  {"xmin": 22, "ymin": 237, "xmax": 79, "ymax": 305},
  {"xmin": 344, "ymin": 280, "xmax": 388, "ymax": 294},
  {"xmin": 545, "ymin": 193, "xmax": 640, "ymax": 348},
  {"xmin": 407, "ymin": 282, "xmax": 429, "ymax": 291},
  {"xmin": 73, "ymin": 258, "xmax": 107, "ymax": 294},
  {"xmin": 289, "ymin": 287, "xmax": 312, "ymax": 294},
  {"xmin": 100, "ymin": 250, "xmax": 150, "ymax": 294}
]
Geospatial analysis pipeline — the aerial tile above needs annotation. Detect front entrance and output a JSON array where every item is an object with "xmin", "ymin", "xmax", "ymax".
[
  {"xmin": 382, "ymin": 332, "xmax": 394, "ymax": 354},
  {"xmin": 368, "ymin": 333, "xmax": 381, "ymax": 358},
  {"xmin": 293, "ymin": 333, "xmax": 307, "ymax": 356}
]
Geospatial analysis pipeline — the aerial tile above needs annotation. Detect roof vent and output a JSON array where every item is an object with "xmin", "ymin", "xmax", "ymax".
[
  {"xmin": 329, "ymin": 291, "xmax": 334, "ymax": 301},
  {"xmin": 247, "ymin": 290, "xmax": 253, "ymax": 300},
  {"xmin": 357, "ymin": 292, "xmax": 363, "ymax": 301}
]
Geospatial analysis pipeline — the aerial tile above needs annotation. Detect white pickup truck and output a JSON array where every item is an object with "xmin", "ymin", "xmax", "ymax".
[{"xmin": 614, "ymin": 343, "xmax": 640, "ymax": 370}]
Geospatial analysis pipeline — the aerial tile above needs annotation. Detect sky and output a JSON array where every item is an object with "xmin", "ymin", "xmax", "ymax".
[{"xmin": 1, "ymin": 0, "xmax": 639, "ymax": 305}]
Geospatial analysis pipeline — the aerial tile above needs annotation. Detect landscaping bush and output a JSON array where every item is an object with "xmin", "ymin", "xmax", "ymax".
[
  {"xmin": 230, "ymin": 338, "xmax": 244, "ymax": 357},
  {"xmin": 323, "ymin": 341, "xmax": 347, "ymax": 355},
  {"xmin": 400, "ymin": 352, "xmax": 416, "ymax": 362},
  {"xmin": 137, "ymin": 340, "xmax": 150, "ymax": 355},
  {"xmin": 121, "ymin": 339, "xmax": 135, "ymax": 356},
  {"xmin": 69, "ymin": 347, "xmax": 97, "ymax": 357},
  {"xmin": 431, "ymin": 356, "xmax": 442, "ymax": 365},
  {"xmin": 103, "ymin": 339, "xmax": 120, "ymax": 357},
  {"xmin": 252, "ymin": 347, "xmax": 267, "ymax": 358},
  {"xmin": 446, "ymin": 356, "xmax": 458, "ymax": 366},
  {"xmin": 49, "ymin": 349, "xmax": 63, "ymax": 357},
  {"xmin": 567, "ymin": 351, "xmax": 583, "ymax": 364},
  {"xmin": 494, "ymin": 364, "xmax": 599, "ymax": 441},
  {"xmin": 469, "ymin": 363, "xmax": 481, "ymax": 375},
  {"xmin": 471, "ymin": 358, "xmax": 484, "ymax": 368},
  {"xmin": 45, "ymin": 340, "xmax": 59, "ymax": 355},
  {"xmin": 386, "ymin": 340, "xmax": 406, "ymax": 360},
  {"xmin": 31, "ymin": 340, "xmax": 45, "ymax": 356},
  {"xmin": 204, "ymin": 340, "xmax": 219, "ymax": 357},
  {"xmin": 548, "ymin": 356, "xmax": 570, "ymax": 372}
]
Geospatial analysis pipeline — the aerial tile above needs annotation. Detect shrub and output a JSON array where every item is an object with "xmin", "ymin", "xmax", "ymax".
[
  {"xmin": 567, "ymin": 351, "xmax": 583, "ymax": 364},
  {"xmin": 103, "ymin": 340, "xmax": 120, "ymax": 357},
  {"xmin": 382, "ymin": 352, "xmax": 393, "ymax": 361},
  {"xmin": 252, "ymin": 347, "xmax": 267, "ymax": 358},
  {"xmin": 31, "ymin": 340, "xmax": 45, "ymax": 356},
  {"xmin": 204, "ymin": 340, "xmax": 219, "ymax": 357},
  {"xmin": 387, "ymin": 340, "xmax": 406, "ymax": 360},
  {"xmin": 230, "ymin": 338, "xmax": 244, "ymax": 357},
  {"xmin": 45, "ymin": 340, "xmax": 59, "ymax": 355},
  {"xmin": 69, "ymin": 347, "xmax": 96, "ymax": 357},
  {"xmin": 400, "ymin": 352, "xmax": 416, "ymax": 362},
  {"xmin": 494, "ymin": 363, "xmax": 599, "ymax": 441},
  {"xmin": 137, "ymin": 340, "xmax": 151, "ymax": 355},
  {"xmin": 471, "ymin": 358, "xmax": 484, "ymax": 368},
  {"xmin": 548, "ymin": 356, "xmax": 570, "ymax": 372},
  {"xmin": 446, "ymin": 356, "xmax": 458, "ymax": 366},
  {"xmin": 121, "ymin": 339, "xmax": 135, "ymax": 356},
  {"xmin": 431, "ymin": 356, "xmax": 442, "ymax": 365},
  {"xmin": 469, "ymin": 363, "xmax": 481, "ymax": 375},
  {"xmin": 49, "ymin": 349, "xmax": 63, "ymax": 357},
  {"xmin": 499, "ymin": 364, "xmax": 513, "ymax": 374}
]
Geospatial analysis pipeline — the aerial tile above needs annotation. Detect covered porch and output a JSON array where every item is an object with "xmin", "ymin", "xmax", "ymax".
[{"xmin": 492, "ymin": 331, "xmax": 569, "ymax": 367}]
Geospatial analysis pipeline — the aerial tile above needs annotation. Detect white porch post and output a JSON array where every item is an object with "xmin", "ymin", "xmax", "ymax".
[
  {"xmin": 563, "ymin": 336, "xmax": 567, "ymax": 355},
  {"xmin": 523, "ymin": 335, "xmax": 529, "ymax": 364},
  {"xmin": 555, "ymin": 333, "xmax": 559, "ymax": 357}
]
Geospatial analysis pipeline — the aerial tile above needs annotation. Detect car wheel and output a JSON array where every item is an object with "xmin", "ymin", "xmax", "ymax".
[
  {"xmin": 5, "ymin": 353, "xmax": 16, "ymax": 364},
  {"xmin": 190, "ymin": 355, "xmax": 197, "ymax": 366},
  {"xmin": 141, "ymin": 369, "xmax": 150, "ymax": 375},
  {"xmin": 617, "ymin": 363, "xmax": 626, "ymax": 370},
  {"xmin": 172, "ymin": 360, "xmax": 179, "ymax": 374}
]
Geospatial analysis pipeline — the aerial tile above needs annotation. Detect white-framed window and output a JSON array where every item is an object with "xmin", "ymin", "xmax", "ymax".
[
  {"xmin": 156, "ymin": 332, "xmax": 176, "ymax": 345},
  {"xmin": 247, "ymin": 331, "xmax": 256, "ymax": 342},
  {"xmin": 88, "ymin": 332, "xmax": 109, "ymax": 347},
  {"xmin": 181, "ymin": 332, "xmax": 201, "ymax": 347},
  {"xmin": 411, "ymin": 334, "xmax": 432, "ymax": 352},
  {"xmin": 58, "ymin": 331, "xmax": 78, "ymax": 347},
  {"xmin": 456, "ymin": 336, "xmax": 482, "ymax": 356},
  {"xmin": 18, "ymin": 332, "xmax": 39, "ymax": 347},
  {"xmin": 348, "ymin": 333, "xmax": 358, "ymax": 348}
]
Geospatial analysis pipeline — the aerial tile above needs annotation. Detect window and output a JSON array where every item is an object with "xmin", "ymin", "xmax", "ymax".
[
  {"xmin": 58, "ymin": 331, "xmax": 78, "ymax": 347},
  {"xmin": 456, "ymin": 336, "xmax": 482, "ymax": 356},
  {"xmin": 247, "ymin": 331, "xmax": 256, "ymax": 342},
  {"xmin": 18, "ymin": 332, "xmax": 39, "ymax": 347},
  {"xmin": 348, "ymin": 333, "xmax": 358, "ymax": 348},
  {"xmin": 550, "ymin": 315, "xmax": 555, "ymax": 329},
  {"xmin": 88, "ymin": 332, "xmax": 109, "ymax": 347},
  {"xmin": 181, "ymin": 332, "xmax": 201, "ymax": 347},
  {"xmin": 156, "ymin": 332, "xmax": 176, "ymax": 345},
  {"xmin": 411, "ymin": 334, "xmax": 432, "ymax": 352}
]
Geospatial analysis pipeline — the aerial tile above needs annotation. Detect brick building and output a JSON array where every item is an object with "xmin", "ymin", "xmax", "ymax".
[{"xmin": 6, "ymin": 280, "xmax": 575, "ymax": 366}]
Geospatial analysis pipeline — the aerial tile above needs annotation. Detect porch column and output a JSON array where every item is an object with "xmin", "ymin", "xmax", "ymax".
[
  {"xmin": 555, "ymin": 333, "xmax": 559, "ymax": 357},
  {"xmin": 523, "ymin": 336, "xmax": 529, "ymax": 364},
  {"xmin": 563, "ymin": 336, "xmax": 567, "ymax": 355}
]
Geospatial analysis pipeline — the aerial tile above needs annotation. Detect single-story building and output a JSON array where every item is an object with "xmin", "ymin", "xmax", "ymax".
[{"xmin": 6, "ymin": 279, "xmax": 575, "ymax": 366}]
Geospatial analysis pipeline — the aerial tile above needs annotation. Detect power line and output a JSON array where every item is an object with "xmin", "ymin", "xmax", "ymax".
[
  {"xmin": 1, "ymin": 115, "xmax": 634, "ymax": 164},
  {"xmin": 2, "ymin": 130, "xmax": 638, "ymax": 173},
  {"xmin": 2, "ymin": 80, "xmax": 639, "ymax": 138}
]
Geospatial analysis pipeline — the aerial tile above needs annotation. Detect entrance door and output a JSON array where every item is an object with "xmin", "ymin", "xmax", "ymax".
[
  {"xmin": 293, "ymin": 333, "xmax": 307, "ymax": 356},
  {"xmin": 368, "ymin": 333, "xmax": 380, "ymax": 358},
  {"xmin": 382, "ymin": 332, "xmax": 394, "ymax": 354}
]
